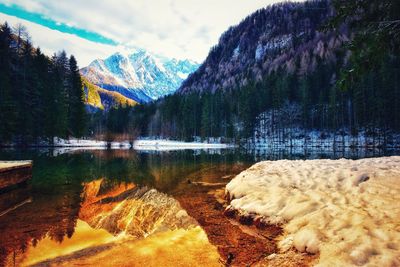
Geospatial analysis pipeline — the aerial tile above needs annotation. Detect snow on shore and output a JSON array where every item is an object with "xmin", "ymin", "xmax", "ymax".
[
  {"xmin": 53, "ymin": 138, "xmax": 232, "ymax": 150},
  {"xmin": 54, "ymin": 138, "xmax": 109, "ymax": 147},
  {"xmin": 226, "ymin": 156, "xmax": 400, "ymax": 266},
  {"xmin": 133, "ymin": 140, "xmax": 233, "ymax": 150},
  {"xmin": 53, "ymin": 138, "xmax": 132, "ymax": 149}
]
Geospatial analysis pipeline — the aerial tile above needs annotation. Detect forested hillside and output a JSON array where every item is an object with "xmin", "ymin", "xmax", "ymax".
[
  {"xmin": 179, "ymin": 0, "xmax": 340, "ymax": 94},
  {"xmin": 0, "ymin": 22, "xmax": 86, "ymax": 145},
  {"xmin": 115, "ymin": 0, "xmax": 400, "ymax": 147},
  {"xmin": 1, "ymin": 0, "xmax": 399, "ymax": 147},
  {"xmin": 83, "ymin": 78, "xmax": 137, "ymax": 111}
]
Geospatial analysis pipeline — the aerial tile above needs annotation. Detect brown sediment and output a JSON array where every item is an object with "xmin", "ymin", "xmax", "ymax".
[
  {"xmin": 175, "ymin": 184, "xmax": 279, "ymax": 266},
  {"xmin": 173, "ymin": 164, "xmax": 318, "ymax": 267}
]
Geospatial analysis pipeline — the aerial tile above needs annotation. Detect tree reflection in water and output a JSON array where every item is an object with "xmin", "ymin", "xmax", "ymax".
[{"xmin": 0, "ymin": 147, "xmax": 394, "ymax": 266}]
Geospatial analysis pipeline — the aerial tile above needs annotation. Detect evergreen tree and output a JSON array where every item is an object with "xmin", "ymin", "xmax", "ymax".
[
  {"xmin": 0, "ymin": 23, "xmax": 17, "ymax": 142},
  {"xmin": 52, "ymin": 51, "xmax": 69, "ymax": 138},
  {"xmin": 68, "ymin": 55, "xmax": 86, "ymax": 137},
  {"xmin": 331, "ymin": 0, "xmax": 400, "ymax": 90},
  {"xmin": 19, "ymin": 38, "xmax": 35, "ymax": 141},
  {"xmin": 200, "ymin": 94, "xmax": 211, "ymax": 138},
  {"xmin": 0, "ymin": 22, "xmax": 89, "ymax": 144},
  {"xmin": 31, "ymin": 48, "xmax": 47, "ymax": 139}
]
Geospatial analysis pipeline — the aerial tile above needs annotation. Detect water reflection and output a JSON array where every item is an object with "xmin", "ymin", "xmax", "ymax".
[
  {"xmin": 0, "ymin": 149, "xmax": 241, "ymax": 266},
  {"xmin": 0, "ymin": 182, "xmax": 81, "ymax": 266},
  {"xmin": 15, "ymin": 179, "xmax": 217, "ymax": 266},
  {"xmin": 79, "ymin": 179, "xmax": 196, "ymax": 238},
  {"xmin": 0, "ymin": 148, "xmax": 398, "ymax": 266},
  {"xmin": 21, "ymin": 220, "xmax": 117, "ymax": 266}
]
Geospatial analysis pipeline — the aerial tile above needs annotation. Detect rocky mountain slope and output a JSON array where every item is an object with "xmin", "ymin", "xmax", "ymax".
[
  {"xmin": 81, "ymin": 49, "xmax": 199, "ymax": 103},
  {"xmin": 178, "ymin": 0, "xmax": 347, "ymax": 94}
]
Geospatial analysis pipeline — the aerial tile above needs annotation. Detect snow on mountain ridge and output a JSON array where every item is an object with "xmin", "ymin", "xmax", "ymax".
[{"xmin": 81, "ymin": 50, "xmax": 199, "ymax": 103}]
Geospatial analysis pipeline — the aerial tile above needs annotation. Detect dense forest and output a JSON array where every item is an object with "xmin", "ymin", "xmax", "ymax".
[
  {"xmin": 104, "ymin": 57, "xmax": 400, "ymax": 142},
  {"xmin": 1, "ymin": 0, "xmax": 399, "ymax": 148},
  {"xmin": 0, "ymin": 22, "xmax": 86, "ymax": 145},
  {"xmin": 99, "ymin": 0, "xmax": 400, "ymax": 147}
]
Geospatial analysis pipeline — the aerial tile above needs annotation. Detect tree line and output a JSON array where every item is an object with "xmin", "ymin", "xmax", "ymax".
[
  {"xmin": 2, "ymin": 0, "xmax": 399, "ymax": 147},
  {"xmin": 99, "ymin": 54, "xmax": 399, "ymax": 144},
  {"xmin": 0, "ymin": 22, "xmax": 86, "ymax": 145},
  {"xmin": 99, "ymin": 0, "xmax": 400, "ymax": 145}
]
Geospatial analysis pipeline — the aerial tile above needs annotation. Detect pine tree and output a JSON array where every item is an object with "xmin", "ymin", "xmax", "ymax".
[
  {"xmin": 31, "ymin": 48, "xmax": 47, "ymax": 139},
  {"xmin": 200, "ymin": 94, "xmax": 211, "ymax": 138},
  {"xmin": 68, "ymin": 55, "xmax": 86, "ymax": 137},
  {"xmin": 19, "ymin": 38, "xmax": 36, "ymax": 142},
  {"xmin": 331, "ymin": 0, "xmax": 400, "ymax": 91},
  {"xmin": 0, "ymin": 23, "xmax": 17, "ymax": 142},
  {"xmin": 48, "ymin": 52, "xmax": 69, "ymax": 139}
]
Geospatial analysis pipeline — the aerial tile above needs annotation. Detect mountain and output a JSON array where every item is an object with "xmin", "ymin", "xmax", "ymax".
[
  {"xmin": 178, "ymin": 0, "xmax": 347, "ymax": 94},
  {"xmin": 90, "ymin": 0, "xmax": 400, "ymax": 146},
  {"xmin": 80, "ymin": 49, "xmax": 199, "ymax": 103},
  {"xmin": 82, "ymin": 78, "xmax": 137, "ymax": 111}
]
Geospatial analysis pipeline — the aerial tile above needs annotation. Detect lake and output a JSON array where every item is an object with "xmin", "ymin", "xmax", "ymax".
[{"xmin": 0, "ymin": 147, "xmax": 396, "ymax": 266}]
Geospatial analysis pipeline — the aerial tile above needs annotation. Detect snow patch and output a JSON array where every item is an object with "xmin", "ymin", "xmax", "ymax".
[
  {"xmin": 133, "ymin": 139, "xmax": 234, "ymax": 150},
  {"xmin": 177, "ymin": 71, "xmax": 188, "ymax": 79},
  {"xmin": 51, "ymin": 137, "xmax": 233, "ymax": 151},
  {"xmin": 233, "ymin": 45, "xmax": 240, "ymax": 58},
  {"xmin": 255, "ymin": 43, "xmax": 264, "ymax": 60},
  {"xmin": 226, "ymin": 156, "xmax": 400, "ymax": 266},
  {"xmin": 53, "ymin": 137, "xmax": 108, "ymax": 147},
  {"xmin": 293, "ymin": 228, "xmax": 320, "ymax": 254}
]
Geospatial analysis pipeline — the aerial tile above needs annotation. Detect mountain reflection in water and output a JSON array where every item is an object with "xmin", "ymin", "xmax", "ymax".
[
  {"xmin": 80, "ymin": 179, "xmax": 197, "ymax": 238},
  {"xmin": 0, "ymin": 149, "xmax": 247, "ymax": 267},
  {"xmin": 0, "ymin": 148, "xmax": 394, "ymax": 266},
  {"xmin": 18, "ymin": 179, "xmax": 219, "ymax": 266}
]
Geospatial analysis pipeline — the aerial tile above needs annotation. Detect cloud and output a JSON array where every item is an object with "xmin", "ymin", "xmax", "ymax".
[
  {"xmin": 0, "ymin": 0, "xmax": 305, "ymax": 64},
  {"xmin": 0, "ymin": 13, "xmax": 115, "ymax": 66},
  {"xmin": 0, "ymin": 3, "xmax": 117, "ymax": 45}
]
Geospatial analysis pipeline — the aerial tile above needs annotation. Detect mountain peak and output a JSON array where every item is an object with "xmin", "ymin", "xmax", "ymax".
[{"xmin": 81, "ymin": 49, "xmax": 199, "ymax": 103}]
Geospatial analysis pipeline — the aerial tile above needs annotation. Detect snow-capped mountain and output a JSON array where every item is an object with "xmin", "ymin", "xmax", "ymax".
[{"xmin": 80, "ymin": 49, "xmax": 199, "ymax": 103}]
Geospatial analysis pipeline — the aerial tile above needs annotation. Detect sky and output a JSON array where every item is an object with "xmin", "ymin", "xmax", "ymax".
[{"xmin": 0, "ymin": 0, "xmax": 297, "ymax": 67}]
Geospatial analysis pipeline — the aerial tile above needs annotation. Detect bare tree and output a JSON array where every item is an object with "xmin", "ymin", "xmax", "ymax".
[{"xmin": 12, "ymin": 23, "xmax": 29, "ymax": 54}]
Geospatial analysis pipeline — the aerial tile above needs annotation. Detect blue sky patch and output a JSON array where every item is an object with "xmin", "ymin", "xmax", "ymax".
[{"xmin": 0, "ymin": 3, "xmax": 118, "ymax": 45}]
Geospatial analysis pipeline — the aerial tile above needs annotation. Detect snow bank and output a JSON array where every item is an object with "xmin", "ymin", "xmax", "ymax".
[
  {"xmin": 133, "ymin": 140, "xmax": 234, "ymax": 150},
  {"xmin": 52, "ymin": 138, "xmax": 233, "ymax": 151},
  {"xmin": 226, "ymin": 156, "xmax": 400, "ymax": 266},
  {"xmin": 53, "ymin": 137, "xmax": 107, "ymax": 147}
]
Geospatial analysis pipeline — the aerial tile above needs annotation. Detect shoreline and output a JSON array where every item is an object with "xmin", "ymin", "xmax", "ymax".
[
  {"xmin": 225, "ymin": 156, "xmax": 400, "ymax": 266},
  {"xmin": 172, "ymin": 164, "xmax": 316, "ymax": 266},
  {"xmin": 0, "ymin": 138, "xmax": 235, "ymax": 151}
]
